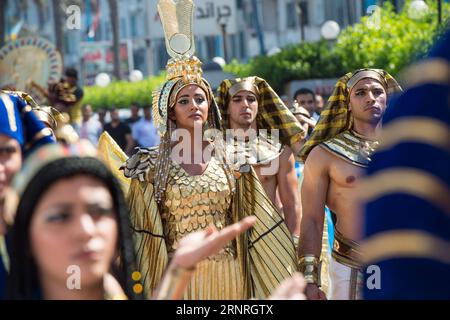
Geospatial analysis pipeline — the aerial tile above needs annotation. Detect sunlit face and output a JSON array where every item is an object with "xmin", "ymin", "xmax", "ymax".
[
  {"xmin": 295, "ymin": 93, "xmax": 316, "ymax": 114},
  {"xmin": 30, "ymin": 175, "xmax": 118, "ymax": 291},
  {"xmin": 349, "ymin": 78, "xmax": 387, "ymax": 125},
  {"xmin": 227, "ymin": 90, "xmax": 258, "ymax": 128},
  {"xmin": 0, "ymin": 135, "xmax": 22, "ymax": 201},
  {"xmin": 172, "ymin": 85, "xmax": 209, "ymax": 130}
]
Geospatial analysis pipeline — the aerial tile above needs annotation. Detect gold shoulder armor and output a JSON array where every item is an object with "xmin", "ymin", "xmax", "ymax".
[{"xmin": 121, "ymin": 147, "xmax": 159, "ymax": 182}]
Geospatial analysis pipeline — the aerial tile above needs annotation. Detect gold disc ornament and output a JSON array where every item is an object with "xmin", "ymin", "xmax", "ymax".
[{"xmin": 0, "ymin": 37, "xmax": 63, "ymax": 104}]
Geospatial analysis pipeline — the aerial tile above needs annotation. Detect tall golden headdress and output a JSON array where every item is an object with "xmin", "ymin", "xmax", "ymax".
[
  {"xmin": 151, "ymin": 0, "xmax": 224, "ymax": 204},
  {"xmin": 158, "ymin": 0, "xmax": 201, "ymax": 81},
  {"xmin": 152, "ymin": 0, "xmax": 211, "ymax": 137}
]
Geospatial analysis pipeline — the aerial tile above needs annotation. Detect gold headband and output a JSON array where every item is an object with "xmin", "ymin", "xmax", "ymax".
[
  {"xmin": 347, "ymin": 70, "xmax": 388, "ymax": 93},
  {"xmin": 33, "ymin": 107, "xmax": 60, "ymax": 131},
  {"xmin": 228, "ymin": 81, "xmax": 260, "ymax": 99},
  {"xmin": 168, "ymin": 80, "xmax": 211, "ymax": 109}
]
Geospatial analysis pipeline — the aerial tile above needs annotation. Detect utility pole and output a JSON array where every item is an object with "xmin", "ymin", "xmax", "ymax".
[
  {"xmin": 220, "ymin": 22, "xmax": 229, "ymax": 63},
  {"xmin": 437, "ymin": 0, "xmax": 442, "ymax": 25},
  {"xmin": 0, "ymin": 0, "xmax": 5, "ymax": 48},
  {"xmin": 297, "ymin": 1, "xmax": 305, "ymax": 42},
  {"xmin": 251, "ymin": 0, "xmax": 266, "ymax": 55},
  {"xmin": 108, "ymin": 0, "xmax": 121, "ymax": 80},
  {"xmin": 51, "ymin": 0, "xmax": 64, "ymax": 61}
]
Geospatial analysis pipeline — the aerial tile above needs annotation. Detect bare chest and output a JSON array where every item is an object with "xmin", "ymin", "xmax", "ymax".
[
  {"xmin": 328, "ymin": 157, "xmax": 364, "ymax": 189},
  {"xmin": 253, "ymin": 161, "xmax": 278, "ymax": 184}
]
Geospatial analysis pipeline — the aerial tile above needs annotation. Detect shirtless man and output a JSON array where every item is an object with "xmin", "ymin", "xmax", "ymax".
[
  {"xmin": 216, "ymin": 77, "xmax": 307, "ymax": 244},
  {"xmin": 297, "ymin": 69, "xmax": 401, "ymax": 300}
]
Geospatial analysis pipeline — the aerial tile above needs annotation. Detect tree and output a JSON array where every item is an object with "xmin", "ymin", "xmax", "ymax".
[
  {"xmin": 51, "ymin": 0, "xmax": 64, "ymax": 60},
  {"xmin": 108, "ymin": 0, "xmax": 121, "ymax": 80},
  {"xmin": 224, "ymin": 0, "xmax": 449, "ymax": 93},
  {"xmin": 0, "ymin": 0, "xmax": 5, "ymax": 48}
]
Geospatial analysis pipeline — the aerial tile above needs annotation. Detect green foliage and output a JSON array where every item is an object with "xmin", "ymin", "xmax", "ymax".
[
  {"xmin": 224, "ymin": 0, "xmax": 449, "ymax": 93},
  {"xmin": 83, "ymin": 73, "xmax": 166, "ymax": 110},
  {"xmin": 226, "ymin": 41, "xmax": 343, "ymax": 92},
  {"xmin": 333, "ymin": 1, "xmax": 447, "ymax": 75}
]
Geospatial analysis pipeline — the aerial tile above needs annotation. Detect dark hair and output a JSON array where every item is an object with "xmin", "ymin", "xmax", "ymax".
[
  {"xmin": 7, "ymin": 157, "xmax": 138, "ymax": 300},
  {"xmin": 65, "ymin": 68, "xmax": 78, "ymax": 80},
  {"xmin": 293, "ymin": 88, "xmax": 315, "ymax": 100}
]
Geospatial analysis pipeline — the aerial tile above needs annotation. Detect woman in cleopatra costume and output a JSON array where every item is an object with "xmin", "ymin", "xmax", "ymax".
[
  {"xmin": 100, "ymin": 0, "xmax": 298, "ymax": 300},
  {"xmin": 298, "ymin": 69, "xmax": 402, "ymax": 300}
]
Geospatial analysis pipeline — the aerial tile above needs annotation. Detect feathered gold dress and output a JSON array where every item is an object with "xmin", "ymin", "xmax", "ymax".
[{"xmin": 99, "ymin": 133, "xmax": 298, "ymax": 300}]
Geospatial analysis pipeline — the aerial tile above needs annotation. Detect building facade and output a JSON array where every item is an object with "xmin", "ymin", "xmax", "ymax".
[{"xmin": 3, "ymin": 0, "xmax": 418, "ymax": 83}]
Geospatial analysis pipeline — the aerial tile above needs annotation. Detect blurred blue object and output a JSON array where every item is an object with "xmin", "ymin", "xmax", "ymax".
[{"xmin": 363, "ymin": 28, "xmax": 450, "ymax": 300}]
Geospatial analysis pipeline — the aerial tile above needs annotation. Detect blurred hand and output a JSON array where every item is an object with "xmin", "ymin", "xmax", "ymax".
[
  {"xmin": 296, "ymin": 114, "xmax": 316, "ymax": 129},
  {"xmin": 268, "ymin": 273, "xmax": 307, "ymax": 300},
  {"xmin": 103, "ymin": 273, "xmax": 126, "ymax": 300},
  {"xmin": 172, "ymin": 216, "xmax": 257, "ymax": 270},
  {"xmin": 304, "ymin": 283, "xmax": 327, "ymax": 300}
]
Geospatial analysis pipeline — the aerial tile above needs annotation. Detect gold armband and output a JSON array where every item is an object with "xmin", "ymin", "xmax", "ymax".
[
  {"xmin": 299, "ymin": 254, "xmax": 321, "ymax": 287},
  {"xmin": 292, "ymin": 235, "xmax": 300, "ymax": 249},
  {"xmin": 155, "ymin": 264, "xmax": 196, "ymax": 300}
]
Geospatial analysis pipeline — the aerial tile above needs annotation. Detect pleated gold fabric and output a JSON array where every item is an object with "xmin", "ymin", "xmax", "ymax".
[
  {"xmin": 98, "ymin": 135, "xmax": 299, "ymax": 299},
  {"xmin": 127, "ymin": 177, "xmax": 169, "ymax": 298},
  {"xmin": 120, "ymin": 148, "xmax": 298, "ymax": 299},
  {"xmin": 98, "ymin": 132, "xmax": 130, "ymax": 195},
  {"xmin": 236, "ymin": 169, "xmax": 299, "ymax": 298}
]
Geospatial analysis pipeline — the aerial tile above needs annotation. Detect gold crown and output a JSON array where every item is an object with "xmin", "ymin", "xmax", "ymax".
[
  {"xmin": 158, "ymin": 0, "xmax": 203, "ymax": 83},
  {"xmin": 166, "ymin": 55, "xmax": 203, "ymax": 83}
]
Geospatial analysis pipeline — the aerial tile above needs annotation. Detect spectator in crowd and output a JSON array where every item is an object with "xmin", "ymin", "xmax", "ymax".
[
  {"xmin": 126, "ymin": 102, "xmax": 141, "ymax": 125},
  {"xmin": 293, "ymin": 88, "xmax": 320, "ymax": 123},
  {"xmin": 64, "ymin": 68, "xmax": 84, "ymax": 129},
  {"xmin": 131, "ymin": 105, "xmax": 160, "ymax": 148},
  {"xmin": 79, "ymin": 104, "xmax": 103, "ymax": 147},
  {"xmin": 315, "ymin": 94, "xmax": 325, "ymax": 114},
  {"xmin": 97, "ymin": 108, "xmax": 108, "ymax": 128},
  {"xmin": 103, "ymin": 108, "xmax": 134, "ymax": 155},
  {"xmin": 290, "ymin": 103, "xmax": 315, "ymax": 136},
  {"xmin": 47, "ymin": 68, "xmax": 84, "ymax": 131}
]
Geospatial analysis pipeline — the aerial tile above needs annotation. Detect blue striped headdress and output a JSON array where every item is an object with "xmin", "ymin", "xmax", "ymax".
[
  {"xmin": 360, "ymin": 29, "xmax": 450, "ymax": 300},
  {"xmin": 0, "ymin": 91, "xmax": 54, "ymax": 154}
]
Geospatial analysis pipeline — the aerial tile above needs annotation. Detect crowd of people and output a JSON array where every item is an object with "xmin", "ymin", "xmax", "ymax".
[
  {"xmin": 80, "ymin": 102, "xmax": 160, "ymax": 154},
  {"xmin": 0, "ymin": 0, "xmax": 448, "ymax": 301}
]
